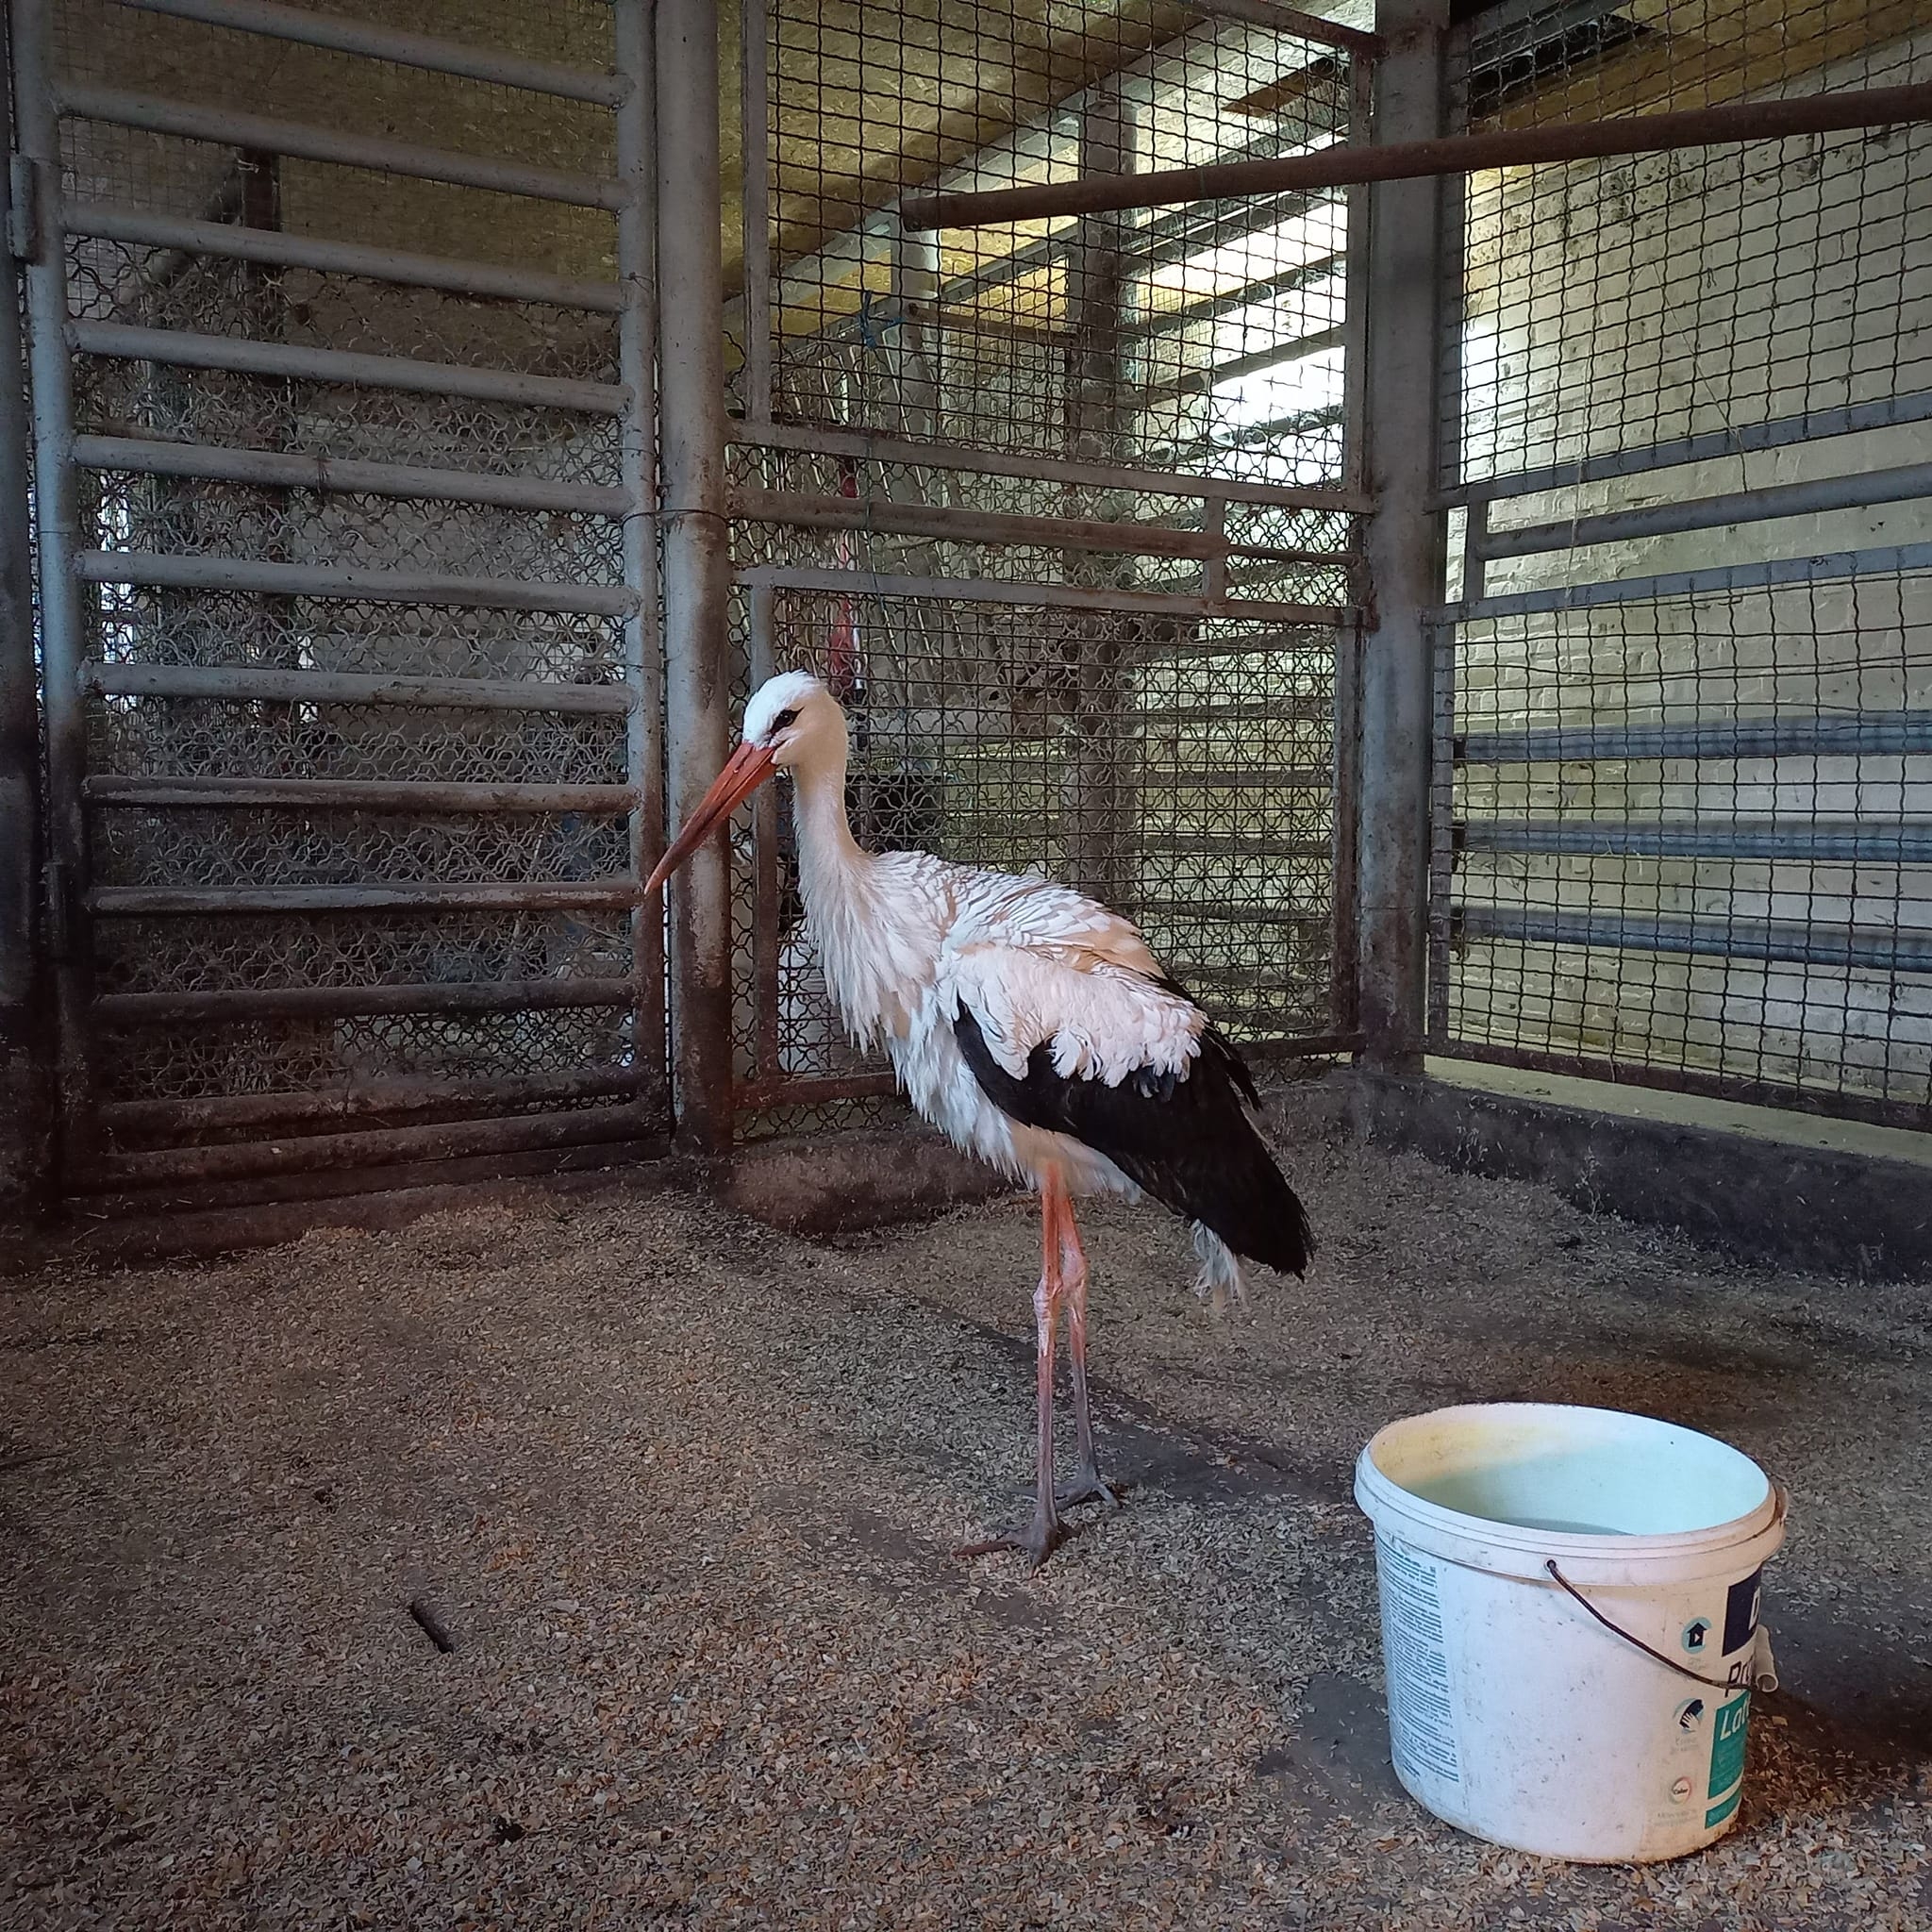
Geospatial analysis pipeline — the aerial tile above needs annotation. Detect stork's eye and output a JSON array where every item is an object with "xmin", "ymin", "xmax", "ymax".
[{"xmin": 772, "ymin": 707, "xmax": 798, "ymax": 730}]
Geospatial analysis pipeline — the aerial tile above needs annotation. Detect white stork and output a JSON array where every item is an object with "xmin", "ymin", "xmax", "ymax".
[{"xmin": 647, "ymin": 671, "xmax": 1312, "ymax": 1566}]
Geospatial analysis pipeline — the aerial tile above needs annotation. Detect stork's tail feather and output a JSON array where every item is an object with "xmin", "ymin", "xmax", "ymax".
[{"xmin": 1191, "ymin": 1222, "xmax": 1246, "ymax": 1312}]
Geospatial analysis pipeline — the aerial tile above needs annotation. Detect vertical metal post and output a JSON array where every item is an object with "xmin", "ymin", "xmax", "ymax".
[
  {"xmin": 615, "ymin": 0, "xmax": 667, "ymax": 1124},
  {"xmin": 11, "ymin": 0, "xmax": 93, "ymax": 1176},
  {"xmin": 746, "ymin": 578, "xmax": 780, "ymax": 1083},
  {"xmin": 1062, "ymin": 83, "xmax": 1130, "ymax": 910},
  {"xmin": 0, "ymin": 8, "xmax": 49, "ymax": 1220},
  {"xmin": 656, "ymin": 0, "xmax": 734, "ymax": 1150},
  {"xmin": 739, "ymin": 0, "xmax": 771, "ymax": 429},
  {"xmin": 1357, "ymin": 0, "xmax": 1448, "ymax": 1072}
]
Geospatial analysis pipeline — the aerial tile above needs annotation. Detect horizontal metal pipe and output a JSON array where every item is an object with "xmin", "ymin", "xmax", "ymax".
[
  {"xmin": 1477, "ymin": 461, "xmax": 1932, "ymax": 559},
  {"xmin": 1188, "ymin": 0, "xmax": 1379, "ymax": 56},
  {"xmin": 58, "ymin": 81, "xmax": 627, "ymax": 210},
  {"xmin": 115, "ymin": 0, "xmax": 628, "ymax": 105},
  {"xmin": 1426, "ymin": 1038, "xmax": 1931, "ymax": 1139},
  {"xmin": 76, "ymin": 548, "xmax": 634, "ymax": 616},
  {"xmin": 1241, "ymin": 1028, "xmax": 1367, "ymax": 1060},
  {"xmin": 1134, "ymin": 767, "xmax": 1332, "ymax": 789},
  {"xmin": 730, "ymin": 421, "xmax": 1370, "ymax": 515},
  {"xmin": 1459, "ymin": 818, "xmax": 1932, "ymax": 863},
  {"xmin": 733, "ymin": 1071, "xmax": 901, "ymax": 1111},
  {"xmin": 1134, "ymin": 835, "xmax": 1333, "ymax": 858},
  {"xmin": 1120, "ymin": 250, "xmax": 1345, "ymax": 341},
  {"xmin": 83, "ymin": 774, "xmax": 640, "ymax": 812},
  {"xmin": 87, "ymin": 1101, "xmax": 653, "ymax": 1188},
  {"xmin": 1125, "ymin": 897, "xmax": 1329, "ymax": 925},
  {"xmin": 1130, "ymin": 325, "xmax": 1348, "ymax": 408},
  {"xmin": 70, "ymin": 320, "xmax": 628, "ymax": 415},
  {"xmin": 1447, "ymin": 391, "xmax": 1932, "ymax": 508},
  {"xmin": 1442, "ymin": 540, "xmax": 1932, "ymax": 624},
  {"xmin": 89, "ymin": 878, "xmax": 642, "ymax": 915},
  {"xmin": 83, "ymin": 660, "xmax": 635, "ymax": 713},
  {"xmin": 64, "ymin": 198, "xmax": 625, "ymax": 311},
  {"xmin": 1456, "ymin": 904, "xmax": 1932, "ymax": 975},
  {"xmin": 901, "ymin": 82, "xmax": 1932, "ymax": 228},
  {"xmin": 733, "ymin": 563, "xmax": 1341, "ymax": 625},
  {"xmin": 73, "ymin": 434, "xmax": 632, "ymax": 515},
  {"xmin": 1457, "ymin": 709, "xmax": 1932, "ymax": 764},
  {"xmin": 95, "ymin": 975, "xmax": 635, "ymax": 1024},
  {"xmin": 99, "ymin": 1065, "xmax": 652, "ymax": 1138},
  {"xmin": 1137, "ymin": 625, "xmax": 1343, "ymax": 660},
  {"xmin": 732, "ymin": 488, "xmax": 1220, "ymax": 558}
]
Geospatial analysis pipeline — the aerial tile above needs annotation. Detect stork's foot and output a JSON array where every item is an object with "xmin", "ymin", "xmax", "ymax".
[
  {"xmin": 954, "ymin": 1507, "xmax": 1067, "ymax": 1571},
  {"xmin": 1055, "ymin": 1463, "xmax": 1124, "ymax": 1510}
]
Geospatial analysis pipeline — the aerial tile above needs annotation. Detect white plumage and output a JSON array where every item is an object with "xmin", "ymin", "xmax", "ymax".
[{"xmin": 649, "ymin": 670, "xmax": 1311, "ymax": 1565}]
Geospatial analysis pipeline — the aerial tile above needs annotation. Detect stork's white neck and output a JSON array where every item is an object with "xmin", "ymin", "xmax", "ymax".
[
  {"xmin": 786, "ymin": 743, "xmax": 915, "ymax": 1046},
  {"xmin": 789, "ymin": 741, "xmax": 868, "ymax": 897}
]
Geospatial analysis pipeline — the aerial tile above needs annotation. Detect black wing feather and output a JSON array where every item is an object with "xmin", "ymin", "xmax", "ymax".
[{"xmin": 954, "ymin": 1000, "xmax": 1312, "ymax": 1278}]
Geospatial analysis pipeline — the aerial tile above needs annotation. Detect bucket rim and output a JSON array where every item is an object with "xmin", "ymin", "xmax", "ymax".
[{"xmin": 1355, "ymin": 1400, "xmax": 1786, "ymax": 1563}]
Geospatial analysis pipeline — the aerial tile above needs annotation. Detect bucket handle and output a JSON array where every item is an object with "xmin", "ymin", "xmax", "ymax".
[{"xmin": 1543, "ymin": 1560, "xmax": 1750, "ymax": 1692}]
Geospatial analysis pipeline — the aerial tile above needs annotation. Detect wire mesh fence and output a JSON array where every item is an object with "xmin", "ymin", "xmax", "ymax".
[
  {"xmin": 1434, "ymin": 0, "xmax": 1932, "ymax": 1131},
  {"xmin": 730, "ymin": 0, "xmax": 1370, "ymax": 1133}
]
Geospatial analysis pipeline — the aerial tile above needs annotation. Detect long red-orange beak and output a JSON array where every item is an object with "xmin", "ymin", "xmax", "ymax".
[{"xmin": 644, "ymin": 739, "xmax": 777, "ymax": 896}]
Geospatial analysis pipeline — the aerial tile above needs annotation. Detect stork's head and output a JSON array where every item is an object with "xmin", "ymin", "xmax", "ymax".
[{"xmin": 644, "ymin": 672, "xmax": 846, "ymax": 895}]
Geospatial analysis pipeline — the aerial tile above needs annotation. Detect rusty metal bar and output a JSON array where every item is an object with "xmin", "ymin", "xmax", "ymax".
[
  {"xmin": 0, "ymin": 10, "xmax": 49, "ymax": 1213},
  {"xmin": 58, "ymin": 81, "xmax": 628, "ymax": 209},
  {"xmin": 84, "ymin": 1102, "xmax": 654, "ymax": 1189},
  {"xmin": 615, "ymin": 0, "xmax": 665, "ymax": 1133},
  {"xmin": 733, "ymin": 564, "xmax": 1343, "ymax": 625},
  {"xmin": 746, "ymin": 579, "xmax": 782, "ymax": 1084},
  {"xmin": 734, "ymin": 1071, "xmax": 900, "ymax": 1111},
  {"xmin": 1188, "ymin": 0, "xmax": 1381, "ymax": 58},
  {"xmin": 731, "ymin": 421, "xmax": 1372, "ymax": 514},
  {"xmin": 13, "ymin": 0, "xmax": 97, "ymax": 1174},
  {"xmin": 658, "ymin": 0, "xmax": 734, "ymax": 1153},
  {"xmin": 75, "ymin": 549, "xmax": 634, "ymax": 616},
  {"xmin": 72, "ymin": 434, "xmax": 634, "ymax": 516},
  {"xmin": 100, "ymin": 1066, "xmax": 652, "ymax": 1139},
  {"xmin": 89, "ymin": 879, "xmax": 642, "ymax": 916},
  {"xmin": 82, "ymin": 775, "xmax": 639, "ymax": 812},
  {"xmin": 1357, "ymin": 0, "xmax": 1448, "ymax": 1074},
  {"xmin": 114, "ymin": 0, "xmax": 629, "ymax": 105},
  {"xmin": 83, "ymin": 660, "xmax": 636, "ymax": 714},
  {"xmin": 739, "ymin": 0, "xmax": 772, "ymax": 426},
  {"xmin": 735, "ymin": 488, "xmax": 1239, "ymax": 560},
  {"xmin": 69, "ymin": 320, "xmax": 629, "ymax": 415},
  {"xmin": 901, "ymin": 81, "xmax": 1932, "ymax": 229},
  {"xmin": 95, "ymin": 977, "xmax": 635, "ymax": 1024},
  {"xmin": 63, "ymin": 200, "xmax": 625, "ymax": 310}
]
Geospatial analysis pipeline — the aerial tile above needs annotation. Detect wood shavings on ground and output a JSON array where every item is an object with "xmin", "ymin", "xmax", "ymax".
[{"xmin": 3, "ymin": 1110, "xmax": 1928, "ymax": 1928}]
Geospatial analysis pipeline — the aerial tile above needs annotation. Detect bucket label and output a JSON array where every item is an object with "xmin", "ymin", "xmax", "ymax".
[
  {"xmin": 1707, "ymin": 1691, "xmax": 1751, "ymax": 1814},
  {"xmin": 1376, "ymin": 1535, "xmax": 1459, "ymax": 1786},
  {"xmin": 1723, "ymin": 1571, "xmax": 1763, "ymax": 1657}
]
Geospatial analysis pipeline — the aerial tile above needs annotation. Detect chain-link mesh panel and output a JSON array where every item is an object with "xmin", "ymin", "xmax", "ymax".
[
  {"xmin": 32, "ymin": 0, "xmax": 659, "ymax": 1162},
  {"xmin": 1435, "ymin": 1, "xmax": 1932, "ymax": 1132},
  {"xmin": 729, "ymin": 587, "xmax": 1348, "ymax": 1118},
  {"xmin": 755, "ymin": 0, "xmax": 1359, "ymax": 488}
]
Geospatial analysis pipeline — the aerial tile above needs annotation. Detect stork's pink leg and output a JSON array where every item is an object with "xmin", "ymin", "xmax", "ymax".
[
  {"xmin": 1054, "ymin": 1191, "xmax": 1122, "ymax": 1510},
  {"xmin": 954, "ymin": 1169, "xmax": 1069, "ymax": 1569}
]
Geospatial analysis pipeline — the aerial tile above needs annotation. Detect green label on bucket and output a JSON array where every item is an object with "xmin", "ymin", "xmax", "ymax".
[
  {"xmin": 1706, "ymin": 1788, "xmax": 1742, "ymax": 1830},
  {"xmin": 1708, "ymin": 1693, "xmax": 1750, "ymax": 1802}
]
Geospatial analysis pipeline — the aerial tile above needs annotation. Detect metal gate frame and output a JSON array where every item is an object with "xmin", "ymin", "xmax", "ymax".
[
  {"xmin": 6, "ymin": 0, "xmax": 670, "ymax": 1208},
  {"xmin": 706, "ymin": 0, "xmax": 1378, "ymax": 1134}
]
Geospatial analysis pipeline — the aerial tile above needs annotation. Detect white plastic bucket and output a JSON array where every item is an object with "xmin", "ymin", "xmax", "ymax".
[{"xmin": 1354, "ymin": 1403, "xmax": 1788, "ymax": 1863}]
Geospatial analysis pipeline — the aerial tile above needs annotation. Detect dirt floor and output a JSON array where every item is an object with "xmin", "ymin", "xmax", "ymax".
[{"xmin": 3, "ymin": 1104, "xmax": 1930, "ymax": 1930}]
